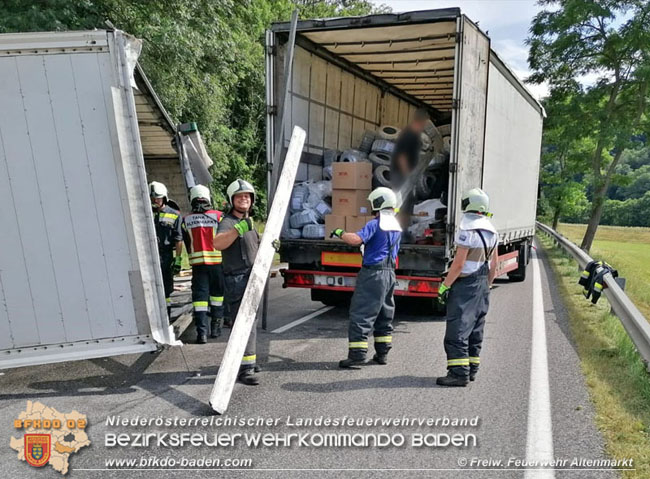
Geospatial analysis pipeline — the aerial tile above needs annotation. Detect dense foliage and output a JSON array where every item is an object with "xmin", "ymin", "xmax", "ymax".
[
  {"xmin": 528, "ymin": 0, "xmax": 650, "ymax": 249},
  {"xmin": 0, "ymin": 0, "xmax": 387, "ymax": 209}
]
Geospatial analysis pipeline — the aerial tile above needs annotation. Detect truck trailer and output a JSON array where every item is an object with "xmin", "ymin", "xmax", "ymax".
[
  {"xmin": 0, "ymin": 30, "xmax": 193, "ymax": 368},
  {"xmin": 267, "ymin": 9, "xmax": 544, "ymax": 308}
]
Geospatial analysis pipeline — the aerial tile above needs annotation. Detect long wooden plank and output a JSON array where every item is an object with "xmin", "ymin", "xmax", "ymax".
[{"xmin": 209, "ymin": 126, "xmax": 306, "ymax": 414}]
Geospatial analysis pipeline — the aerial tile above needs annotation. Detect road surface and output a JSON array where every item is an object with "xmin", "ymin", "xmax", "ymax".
[{"xmin": 0, "ymin": 243, "xmax": 621, "ymax": 478}]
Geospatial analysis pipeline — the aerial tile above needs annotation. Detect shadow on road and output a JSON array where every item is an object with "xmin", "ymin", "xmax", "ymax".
[{"xmin": 281, "ymin": 374, "xmax": 442, "ymax": 393}]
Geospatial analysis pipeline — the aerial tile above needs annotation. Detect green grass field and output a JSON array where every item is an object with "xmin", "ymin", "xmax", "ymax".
[
  {"xmin": 556, "ymin": 224, "xmax": 650, "ymax": 320},
  {"xmin": 538, "ymin": 234, "xmax": 650, "ymax": 478}
]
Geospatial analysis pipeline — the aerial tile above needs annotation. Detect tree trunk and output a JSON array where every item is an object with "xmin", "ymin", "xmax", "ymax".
[{"xmin": 552, "ymin": 207, "xmax": 561, "ymax": 230}]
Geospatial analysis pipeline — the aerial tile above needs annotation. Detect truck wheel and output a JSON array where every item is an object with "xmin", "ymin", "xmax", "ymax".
[
  {"xmin": 371, "ymin": 139, "xmax": 395, "ymax": 154},
  {"xmin": 338, "ymin": 149, "xmax": 367, "ymax": 162},
  {"xmin": 358, "ymin": 130, "xmax": 376, "ymax": 153},
  {"xmin": 373, "ymin": 165, "xmax": 391, "ymax": 188},
  {"xmin": 378, "ymin": 125, "xmax": 400, "ymax": 141},
  {"xmin": 369, "ymin": 151, "xmax": 391, "ymax": 168},
  {"xmin": 310, "ymin": 289, "xmax": 351, "ymax": 307},
  {"xmin": 508, "ymin": 242, "xmax": 529, "ymax": 282}
]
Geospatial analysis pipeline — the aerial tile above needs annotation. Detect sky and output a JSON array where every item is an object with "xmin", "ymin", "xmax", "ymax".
[{"xmin": 372, "ymin": 0, "xmax": 550, "ymax": 99}]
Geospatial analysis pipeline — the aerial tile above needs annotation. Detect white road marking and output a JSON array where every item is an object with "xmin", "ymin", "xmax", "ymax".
[
  {"xmin": 272, "ymin": 306, "xmax": 335, "ymax": 334},
  {"xmin": 525, "ymin": 247, "xmax": 555, "ymax": 479}
]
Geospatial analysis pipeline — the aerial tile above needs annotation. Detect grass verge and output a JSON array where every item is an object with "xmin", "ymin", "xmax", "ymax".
[{"xmin": 537, "ymin": 233, "xmax": 650, "ymax": 478}]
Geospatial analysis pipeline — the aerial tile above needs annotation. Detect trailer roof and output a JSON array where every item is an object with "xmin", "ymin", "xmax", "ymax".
[{"xmin": 273, "ymin": 9, "xmax": 460, "ymax": 112}]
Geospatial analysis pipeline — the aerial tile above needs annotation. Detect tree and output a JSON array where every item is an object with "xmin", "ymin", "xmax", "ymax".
[{"xmin": 528, "ymin": 0, "xmax": 650, "ymax": 251}]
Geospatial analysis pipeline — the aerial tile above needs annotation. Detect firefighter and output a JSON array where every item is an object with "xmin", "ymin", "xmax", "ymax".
[
  {"xmin": 182, "ymin": 185, "xmax": 225, "ymax": 344},
  {"xmin": 149, "ymin": 181, "xmax": 183, "ymax": 319},
  {"xmin": 330, "ymin": 187, "xmax": 402, "ymax": 368},
  {"xmin": 213, "ymin": 179, "xmax": 261, "ymax": 386},
  {"xmin": 435, "ymin": 188, "xmax": 498, "ymax": 387}
]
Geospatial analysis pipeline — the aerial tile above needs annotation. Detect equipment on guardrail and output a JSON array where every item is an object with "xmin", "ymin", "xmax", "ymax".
[
  {"xmin": 536, "ymin": 221, "xmax": 650, "ymax": 372},
  {"xmin": 579, "ymin": 260, "xmax": 619, "ymax": 304}
]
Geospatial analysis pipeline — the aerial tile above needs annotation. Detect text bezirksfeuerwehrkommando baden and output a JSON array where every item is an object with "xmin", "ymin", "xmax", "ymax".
[{"xmin": 105, "ymin": 415, "xmax": 479, "ymax": 428}]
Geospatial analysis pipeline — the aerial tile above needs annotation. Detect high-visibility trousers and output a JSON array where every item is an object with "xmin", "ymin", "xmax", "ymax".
[
  {"xmin": 224, "ymin": 271, "xmax": 260, "ymax": 371},
  {"xmin": 347, "ymin": 261, "xmax": 396, "ymax": 361},
  {"xmin": 191, "ymin": 264, "xmax": 224, "ymax": 337},
  {"xmin": 443, "ymin": 262, "xmax": 490, "ymax": 378}
]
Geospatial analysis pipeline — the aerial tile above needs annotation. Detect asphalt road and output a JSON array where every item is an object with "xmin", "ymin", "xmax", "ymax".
[{"xmin": 0, "ymin": 242, "xmax": 622, "ymax": 478}]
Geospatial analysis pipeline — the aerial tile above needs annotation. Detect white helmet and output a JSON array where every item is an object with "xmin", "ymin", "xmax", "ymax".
[
  {"xmin": 227, "ymin": 179, "xmax": 255, "ymax": 205},
  {"xmin": 149, "ymin": 181, "xmax": 168, "ymax": 199},
  {"xmin": 462, "ymin": 188, "xmax": 490, "ymax": 214},
  {"xmin": 189, "ymin": 184, "xmax": 211, "ymax": 203},
  {"xmin": 368, "ymin": 187, "xmax": 398, "ymax": 211}
]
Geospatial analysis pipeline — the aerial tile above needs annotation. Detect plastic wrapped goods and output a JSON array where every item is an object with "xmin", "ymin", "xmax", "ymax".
[
  {"xmin": 290, "ymin": 208, "xmax": 320, "ymax": 229},
  {"xmin": 303, "ymin": 224, "xmax": 326, "ymax": 239}
]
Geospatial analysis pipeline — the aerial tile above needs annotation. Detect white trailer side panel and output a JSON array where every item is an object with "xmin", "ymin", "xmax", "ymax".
[
  {"xmin": 483, "ymin": 56, "xmax": 543, "ymax": 242},
  {"xmin": 449, "ymin": 16, "xmax": 490, "ymax": 233},
  {"xmin": 0, "ymin": 31, "xmax": 174, "ymax": 369}
]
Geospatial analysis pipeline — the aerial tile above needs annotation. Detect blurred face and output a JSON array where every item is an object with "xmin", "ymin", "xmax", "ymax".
[
  {"xmin": 233, "ymin": 192, "xmax": 252, "ymax": 214},
  {"xmin": 151, "ymin": 197, "xmax": 164, "ymax": 209}
]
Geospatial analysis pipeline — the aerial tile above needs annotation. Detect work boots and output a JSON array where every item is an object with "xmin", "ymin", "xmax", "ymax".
[
  {"xmin": 372, "ymin": 353, "xmax": 388, "ymax": 365},
  {"xmin": 210, "ymin": 318, "xmax": 222, "ymax": 338},
  {"xmin": 339, "ymin": 358, "xmax": 367, "ymax": 369},
  {"xmin": 470, "ymin": 367, "xmax": 479, "ymax": 382},
  {"xmin": 436, "ymin": 373, "xmax": 469, "ymax": 387},
  {"xmin": 196, "ymin": 335, "xmax": 207, "ymax": 345},
  {"xmin": 238, "ymin": 368, "xmax": 259, "ymax": 386}
]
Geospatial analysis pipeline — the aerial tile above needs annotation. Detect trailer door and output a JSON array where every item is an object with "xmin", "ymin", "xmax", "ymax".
[{"xmin": 448, "ymin": 16, "xmax": 490, "ymax": 248}]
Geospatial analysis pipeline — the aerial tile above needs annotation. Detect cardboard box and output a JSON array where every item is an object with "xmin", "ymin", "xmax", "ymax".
[
  {"xmin": 346, "ymin": 216, "xmax": 375, "ymax": 233},
  {"xmin": 332, "ymin": 189, "xmax": 372, "ymax": 216},
  {"xmin": 325, "ymin": 215, "xmax": 346, "ymax": 241},
  {"xmin": 332, "ymin": 161, "xmax": 372, "ymax": 189}
]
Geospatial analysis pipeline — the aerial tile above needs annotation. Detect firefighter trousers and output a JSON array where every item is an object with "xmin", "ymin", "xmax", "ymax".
[
  {"xmin": 347, "ymin": 262, "xmax": 396, "ymax": 360},
  {"xmin": 224, "ymin": 271, "xmax": 260, "ymax": 372},
  {"xmin": 192, "ymin": 264, "xmax": 224, "ymax": 337},
  {"xmin": 160, "ymin": 253, "xmax": 174, "ymax": 318},
  {"xmin": 443, "ymin": 263, "xmax": 490, "ymax": 378}
]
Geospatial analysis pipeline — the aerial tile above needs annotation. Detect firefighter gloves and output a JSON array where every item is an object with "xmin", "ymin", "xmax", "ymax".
[
  {"xmin": 234, "ymin": 218, "xmax": 254, "ymax": 236},
  {"xmin": 436, "ymin": 283, "xmax": 450, "ymax": 305}
]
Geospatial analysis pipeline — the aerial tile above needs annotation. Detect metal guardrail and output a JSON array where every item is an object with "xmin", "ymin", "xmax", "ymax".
[{"xmin": 536, "ymin": 221, "xmax": 650, "ymax": 372}]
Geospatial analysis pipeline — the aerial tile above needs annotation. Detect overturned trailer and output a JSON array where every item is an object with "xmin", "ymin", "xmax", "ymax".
[
  {"xmin": 0, "ymin": 30, "xmax": 204, "ymax": 368},
  {"xmin": 267, "ymin": 9, "xmax": 544, "ymax": 307}
]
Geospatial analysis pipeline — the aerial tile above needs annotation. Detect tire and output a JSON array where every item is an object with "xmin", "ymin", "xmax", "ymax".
[
  {"xmin": 310, "ymin": 289, "xmax": 351, "ymax": 307},
  {"xmin": 338, "ymin": 149, "xmax": 367, "ymax": 162},
  {"xmin": 323, "ymin": 149, "xmax": 339, "ymax": 167},
  {"xmin": 420, "ymin": 132, "xmax": 432, "ymax": 152},
  {"xmin": 371, "ymin": 139, "xmax": 395, "ymax": 154},
  {"xmin": 372, "ymin": 165, "xmax": 391, "ymax": 188},
  {"xmin": 423, "ymin": 121, "xmax": 444, "ymax": 153},
  {"xmin": 358, "ymin": 130, "xmax": 377, "ymax": 153},
  {"xmin": 508, "ymin": 242, "xmax": 529, "ymax": 282},
  {"xmin": 437, "ymin": 124, "xmax": 451, "ymax": 136},
  {"xmin": 378, "ymin": 125, "xmax": 400, "ymax": 141},
  {"xmin": 368, "ymin": 151, "xmax": 391, "ymax": 168},
  {"xmin": 415, "ymin": 171, "xmax": 437, "ymax": 200}
]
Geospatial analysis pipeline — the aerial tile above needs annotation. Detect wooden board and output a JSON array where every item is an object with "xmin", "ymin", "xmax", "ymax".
[{"xmin": 209, "ymin": 126, "xmax": 306, "ymax": 414}]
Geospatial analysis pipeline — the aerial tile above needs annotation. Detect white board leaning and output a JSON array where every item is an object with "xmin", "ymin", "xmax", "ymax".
[{"xmin": 209, "ymin": 126, "xmax": 306, "ymax": 414}]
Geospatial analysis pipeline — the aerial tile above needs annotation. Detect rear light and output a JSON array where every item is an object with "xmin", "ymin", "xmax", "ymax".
[
  {"xmin": 407, "ymin": 280, "xmax": 438, "ymax": 294},
  {"xmin": 287, "ymin": 273, "xmax": 314, "ymax": 286}
]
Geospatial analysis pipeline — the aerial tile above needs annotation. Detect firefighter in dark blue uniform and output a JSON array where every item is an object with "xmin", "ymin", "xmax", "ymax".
[
  {"xmin": 330, "ymin": 187, "xmax": 402, "ymax": 368},
  {"xmin": 150, "ymin": 181, "xmax": 183, "ymax": 319},
  {"xmin": 436, "ymin": 188, "xmax": 499, "ymax": 386}
]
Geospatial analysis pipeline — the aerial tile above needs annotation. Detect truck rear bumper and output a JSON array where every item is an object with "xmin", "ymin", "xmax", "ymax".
[{"xmin": 281, "ymin": 269, "xmax": 442, "ymax": 297}]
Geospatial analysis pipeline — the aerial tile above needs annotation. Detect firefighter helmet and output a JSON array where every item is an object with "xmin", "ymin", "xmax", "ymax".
[
  {"xmin": 461, "ymin": 188, "xmax": 490, "ymax": 214},
  {"xmin": 368, "ymin": 187, "xmax": 398, "ymax": 211},
  {"xmin": 189, "ymin": 184, "xmax": 211, "ymax": 203},
  {"xmin": 227, "ymin": 179, "xmax": 256, "ymax": 205},
  {"xmin": 149, "ymin": 181, "xmax": 168, "ymax": 199}
]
